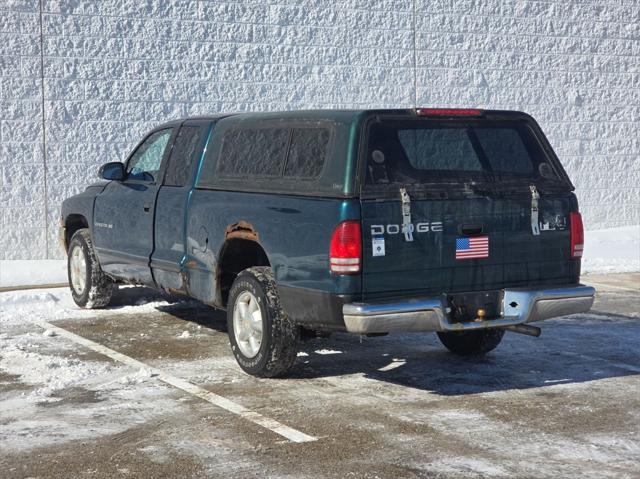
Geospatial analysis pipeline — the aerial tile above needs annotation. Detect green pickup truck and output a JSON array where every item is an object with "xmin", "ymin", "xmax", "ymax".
[{"xmin": 60, "ymin": 108, "xmax": 595, "ymax": 377}]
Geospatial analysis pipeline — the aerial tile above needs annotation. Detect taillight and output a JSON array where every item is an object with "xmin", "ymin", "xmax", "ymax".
[
  {"xmin": 570, "ymin": 212, "xmax": 584, "ymax": 258},
  {"xmin": 416, "ymin": 108, "xmax": 483, "ymax": 117},
  {"xmin": 329, "ymin": 221, "xmax": 361, "ymax": 274}
]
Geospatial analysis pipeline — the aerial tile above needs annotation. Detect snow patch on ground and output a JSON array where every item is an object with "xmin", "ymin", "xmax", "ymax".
[
  {"xmin": 583, "ymin": 225, "xmax": 639, "ymax": 274},
  {"xmin": 0, "ymin": 292, "xmax": 188, "ymax": 453},
  {"xmin": 0, "ymin": 333, "xmax": 114, "ymax": 401},
  {"xmin": 150, "ymin": 356, "xmax": 243, "ymax": 386},
  {"xmin": 314, "ymin": 349, "xmax": 343, "ymax": 355},
  {"xmin": 0, "ymin": 287, "xmax": 203, "ymax": 452},
  {"xmin": 421, "ymin": 456, "xmax": 510, "ymax": 478},
  {"xmin": 404, "ymin": 407, "xmax": 639, "ymax": 477},
  {"xmin": 1, "ymin": 379, "xmax": 180, "ymax": 453}
]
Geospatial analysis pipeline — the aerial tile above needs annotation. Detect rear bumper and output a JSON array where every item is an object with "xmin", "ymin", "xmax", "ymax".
[{"xmin": 342, "ymin": 285, "xmax": 596, "ymax": 334}]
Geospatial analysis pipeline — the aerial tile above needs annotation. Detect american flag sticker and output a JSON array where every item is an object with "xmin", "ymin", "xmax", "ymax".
[{"xmin": 455, "ymin": 236, "xmax": 489, "ymax": 260}]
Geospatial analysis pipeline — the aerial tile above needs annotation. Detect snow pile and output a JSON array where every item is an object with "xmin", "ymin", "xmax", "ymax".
[
  {"xmin": 0, "ymin": 291, "xmax": 60, "ymax": 314},
  {"xmin": 582, "ymin": 225, "xmax": 640, "ymax": 274},
  {"xmin": 0, "ymin": 287, "xmax": 180, "ymax": 325},
  {"xmin": 118, "ymin": 368, "xmax": 157, "ymax": 386},
  {"xmin": 0, "ymin": 259, "xmax": 67, "ymax": 288},
  {"xmin": 0, "ymin": 290, "xmax": 86, "ymax": 329}
]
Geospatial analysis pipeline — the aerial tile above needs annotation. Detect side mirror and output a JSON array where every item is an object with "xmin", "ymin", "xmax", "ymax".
[{"xmin": 98, "ymin": 162, "xmax": 125, "ymax": 181}]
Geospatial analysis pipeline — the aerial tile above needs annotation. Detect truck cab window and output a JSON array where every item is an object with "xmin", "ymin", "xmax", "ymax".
[
  {"xmin": 126, "ymin": 129, "xmax": 172, "ymax": 182},
  {"xmin": 164, "ymin": 126, "xmax": 204, "ymax": 187}
]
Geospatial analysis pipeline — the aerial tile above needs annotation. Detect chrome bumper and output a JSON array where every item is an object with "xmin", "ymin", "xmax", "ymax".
[{"xmin": 342, "ymin": 285, "xmax": 596, "ymax": 334}]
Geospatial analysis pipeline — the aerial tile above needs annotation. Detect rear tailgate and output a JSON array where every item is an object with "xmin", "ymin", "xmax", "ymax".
[
  {"xmin": 359, "ymin": 110, "xmax": 580, "ymax": 300},
  {"xmin": 361, "ymin": 194, "xmax": 577, "ymax": 298}
]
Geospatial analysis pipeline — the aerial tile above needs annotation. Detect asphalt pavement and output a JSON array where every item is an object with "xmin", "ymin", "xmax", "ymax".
[{"xmin": 1, "ymin": 274, "xmax": 638, "ymax": 478}]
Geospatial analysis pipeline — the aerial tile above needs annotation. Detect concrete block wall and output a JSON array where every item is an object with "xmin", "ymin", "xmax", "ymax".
[
  {"xmin": 0, "ymin": 0, "xmax": 638, "ymax": 260},
  {"xmin": 415, "ymin": 0, "xmax": 640, "ymax": 232},
  {"xmin": 0, "ymin": 0, "xmax": 46, "ymax": 259}
]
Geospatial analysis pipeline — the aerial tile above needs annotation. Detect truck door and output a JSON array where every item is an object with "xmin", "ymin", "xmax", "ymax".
[
  {"xmin": 93, "ymin": 128, "xmax": 175, "ymax": 284},
  {"xmin": 151, "ymin": 121, "xmax": 212, "ymax": 292}
]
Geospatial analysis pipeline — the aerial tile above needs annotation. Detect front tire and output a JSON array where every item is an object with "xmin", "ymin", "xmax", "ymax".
[
  {"xmin": 437, "ymin": 329, "xmax": 505, "ymax": 356},
  {"xmin": 67, "ymin": 229, "xmax": 113, "ymax": 309},
  {"xmin": 227, "ymin": 267, "xmax": 298, "ymax": 377}
]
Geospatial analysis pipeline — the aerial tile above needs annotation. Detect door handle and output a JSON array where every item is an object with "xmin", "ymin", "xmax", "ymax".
[
  {"xmin": 459, "ymin": 224, "xmax": 484, "ymax": 236},
  {"xmin": 143, "ymin": 203, "xmax": 151, "ymax": 213}
]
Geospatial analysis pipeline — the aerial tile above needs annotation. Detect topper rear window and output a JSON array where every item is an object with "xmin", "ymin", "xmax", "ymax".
[{"xmin": 364, "ymin": 119, "xmax": 560, "ymax": 186}]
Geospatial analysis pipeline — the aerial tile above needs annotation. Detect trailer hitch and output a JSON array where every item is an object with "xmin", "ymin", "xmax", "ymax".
[{"xmin": 503, "ymin": 324, "xmax": 541, "ymax": 337}]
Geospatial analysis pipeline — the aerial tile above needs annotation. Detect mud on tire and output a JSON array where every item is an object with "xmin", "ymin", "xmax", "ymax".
[
  {"xmin": 227, "ymin": 267, "xmax": 299, "ymax": 378},
  {"xmin": 67, "ymin": 228, "xmax": 114, "ymax": 309},
  {"xmin": 437, "ymin": 329, "xmax": 505, "ymax": 356}
]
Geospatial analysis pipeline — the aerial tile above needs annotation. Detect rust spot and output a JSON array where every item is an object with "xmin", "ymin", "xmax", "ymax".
[
  {"xmin": 185, "ymin": 260, "xmax": 197, "ymax": 268},
  {"xmin": 225, "ymin": 220, "xmax": 259, "ymax": 242}
]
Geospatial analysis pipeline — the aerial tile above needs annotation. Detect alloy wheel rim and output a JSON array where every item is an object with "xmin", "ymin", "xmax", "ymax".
[
  {"xmin": 69, "ymin": 245, "xmax": 87, "ymax": 295},
  {"xmin": 233, "ymin": 291, "xmax": 263, "ymax": 358}
]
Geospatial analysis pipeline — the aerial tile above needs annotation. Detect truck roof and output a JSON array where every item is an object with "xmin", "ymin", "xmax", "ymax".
[{"xmin": 155, "ymin": 109, "xmax": 536, "ymax": 130}]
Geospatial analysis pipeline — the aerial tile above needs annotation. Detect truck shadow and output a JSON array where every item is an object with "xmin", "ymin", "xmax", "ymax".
[
  {"xmin": 293, "ymin": 320, "xmax": 640, "ymax": 396},
  {"xmin": 112, "ymin": 287, "xmax": 640, "ymax": 397}
]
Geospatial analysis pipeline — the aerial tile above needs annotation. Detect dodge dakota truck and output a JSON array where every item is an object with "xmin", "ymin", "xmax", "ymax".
[{"xmin": 60, "ymin": 108, "xmax": 595, "ymax": 377}]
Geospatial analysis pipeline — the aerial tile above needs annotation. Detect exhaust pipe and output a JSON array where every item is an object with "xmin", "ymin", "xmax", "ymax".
[{"xmin": 503, "ymin": 324, "xmax": 541, "ymax": 337}]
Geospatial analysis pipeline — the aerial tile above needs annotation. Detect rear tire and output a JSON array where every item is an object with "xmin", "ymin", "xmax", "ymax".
[
  {"xmin": 227, "ymin": 267, "xmax": 298, "ymax": 378},
  {"xmin": 437, "ymin": 329, "xmax": 505, "ymax": 356},
  {"xmin": 67, "ymin": 229, "xmax": 113, "ymax": 309}
]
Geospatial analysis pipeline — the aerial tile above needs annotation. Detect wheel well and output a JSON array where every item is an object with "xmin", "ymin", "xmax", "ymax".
[
  {"xmin": 217, "ymin": 238, "xmax": 270, "ymax": 306},
  {"xmin": 64, "ymin": 214, "xmax": 89, "ymax": 250}
]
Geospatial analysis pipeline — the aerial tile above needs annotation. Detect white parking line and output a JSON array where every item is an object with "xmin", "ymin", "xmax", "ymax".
[{"xmin": 32, "ymin": 319, "xmax": 317, "ymax": 444}]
